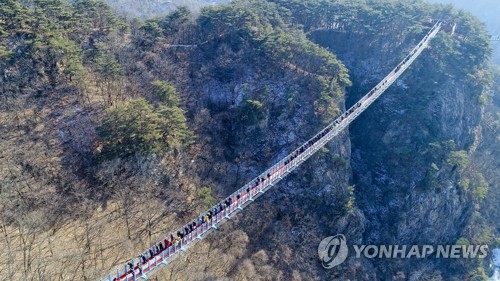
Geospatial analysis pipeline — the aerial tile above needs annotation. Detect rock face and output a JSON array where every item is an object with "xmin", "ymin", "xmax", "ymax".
[
  {"xmin": 347, "ymin": 64, "xmax": 479, "ymax": 244},
  {"xmin": 308, "ymin": 11, "xmax": 490, "ymax": 281}
]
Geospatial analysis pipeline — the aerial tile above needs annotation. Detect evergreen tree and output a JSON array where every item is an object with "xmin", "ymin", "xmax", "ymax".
[
  {"xmin": 97, "ymin": 98, "xmax": 165, "ymax": 159},
  {"xmin": 97, "ymin": 82, "xmax": 192, "ymax": 160},
  {"xmin": 152, "ymin": 80, "xmax": 180, "ymax": 107},
  {"xmin": 48, "ymin": 36, "xmax": 86, "ymax": 82},
  {"xmin": 152, "ymin": 81, "xmax": 193, "ymax": 149}
]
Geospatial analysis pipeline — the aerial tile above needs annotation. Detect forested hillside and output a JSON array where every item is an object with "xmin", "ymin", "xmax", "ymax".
[
  {"xmin": 426, "ymin": 0, "xmax": 500, "ymax": 64},
  {"xmin": 0, "ymin": 0, "xmax": 497, "ymax": 280},
  {"xmin": 103, "ymin": 0, "xmax": 229, "ymax": 18}
]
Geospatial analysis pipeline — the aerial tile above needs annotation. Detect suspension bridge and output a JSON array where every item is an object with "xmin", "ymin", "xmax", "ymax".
[{"xmin": 102, "ymin": 21, "xmax": 442, "ymax": 281}]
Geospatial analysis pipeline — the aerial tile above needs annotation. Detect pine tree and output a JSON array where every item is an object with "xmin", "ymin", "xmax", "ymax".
[
  {"xmin": 152, "ymin": 81, "xmax": 193, "ymax": 149},
  {"xmin": 96, "ymin": 83, "xmax": 193, "ymax": 160},
  {"xmin": 152, "ymin": 80, "xmax": 180, "ymax": 107},
  {"xmin": 48, "ymin": 36, "xmax": 86, "ymax": 82},
  {"xmin": 93, "ymin": 45, "xmax": 121, "ymax": 102},
  {"xmin": 97, "ymin": 98, "xmax": 164, "ymax": 159}
]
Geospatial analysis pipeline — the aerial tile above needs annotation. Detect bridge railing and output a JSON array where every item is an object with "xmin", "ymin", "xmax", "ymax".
[{"xmin": 102, "ymin": 21, "xmax": 442, "ymax": 281}]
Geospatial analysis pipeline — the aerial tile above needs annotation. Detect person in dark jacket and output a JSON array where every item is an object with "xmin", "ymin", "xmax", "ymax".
[{"xmin": 137, "ymin": 263, "xmax": 142, "ymax": 275}]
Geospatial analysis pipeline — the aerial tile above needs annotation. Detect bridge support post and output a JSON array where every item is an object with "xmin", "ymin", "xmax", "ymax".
[
  {"xmin": 143, "ymin": 261, "xmax": 150, "ymax": 279},
  {"xmin": 211, "ymin": 218, "xmax": 217, "ymax": 230},
  {"xmin": 180, "ymin": 238, "xmax": 186, "ymax": 252},
  {"xmin": 197, "ymin": 224, "xmax": 203, "ymax": 240},
  {"xmin": 161, "ymin": 251, "xmax": 168, "ymax": 266}
]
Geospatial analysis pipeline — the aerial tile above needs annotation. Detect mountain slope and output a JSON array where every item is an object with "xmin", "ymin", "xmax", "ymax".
[{"xmin": 103, "ymin": 0, "xmax": 230, "ymax": 18}]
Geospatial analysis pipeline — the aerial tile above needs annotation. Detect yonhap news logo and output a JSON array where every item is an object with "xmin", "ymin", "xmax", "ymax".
[
  {"xmin": 318, "ymin": 234, "xmax": 489, "ymax": 269},
  {"xmin": 318, "ymin": 235, "xmax": 349, "ymax": 269}
]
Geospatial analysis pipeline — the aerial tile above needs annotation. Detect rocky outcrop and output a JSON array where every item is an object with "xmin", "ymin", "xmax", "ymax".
[{"xmin": 308, "ymin": 6, "xmax": 491, "ymax": 280}]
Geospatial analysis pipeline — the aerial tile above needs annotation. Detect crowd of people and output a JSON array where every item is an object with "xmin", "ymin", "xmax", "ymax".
[
  {"xmin": 115, "ymin": 196, "xmax": 243, "ymax": 279},
  {"xmin": 283, "ymin": 101, "xmax": 367, "ymax": 169}
]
